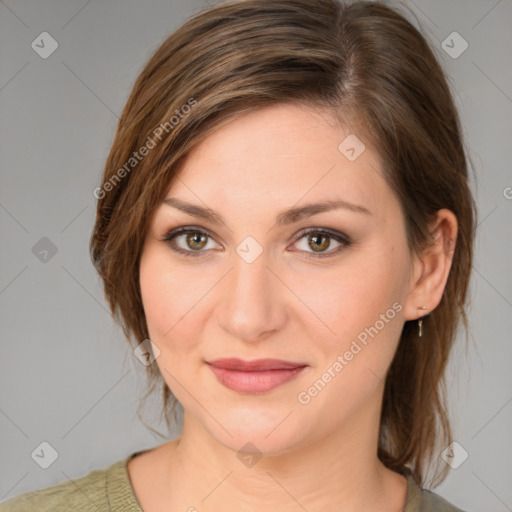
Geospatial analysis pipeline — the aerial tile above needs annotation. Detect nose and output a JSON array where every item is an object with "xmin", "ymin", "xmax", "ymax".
[{"xmin": 216, "ymin": 250, "xmax": 287, "ymax": 342}]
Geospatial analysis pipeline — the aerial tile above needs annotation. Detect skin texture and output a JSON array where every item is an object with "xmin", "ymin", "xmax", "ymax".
[{"xmin": 129, "ymin": 103, "xmax": 458, "ymax": 512}]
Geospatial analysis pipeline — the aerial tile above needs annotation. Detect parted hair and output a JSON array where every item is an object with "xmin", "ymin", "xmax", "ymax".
[{"xmin": 89, "ymin": 0, "xmax": 476, "ymax": 488}]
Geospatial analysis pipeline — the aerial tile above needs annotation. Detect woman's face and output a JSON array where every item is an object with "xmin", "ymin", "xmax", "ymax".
[{"xmin": 139, "ymin": 103, "xmax": 418, "ymax": 455}]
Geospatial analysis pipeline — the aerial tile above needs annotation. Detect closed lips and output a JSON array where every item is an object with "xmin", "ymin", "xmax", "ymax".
[
  {"xmin": 207, "ymin": 358, "xmax": 308, "ymax": 393},
  {"xmin": 207, "ymin": 358, "xmax": 307, "ymax": 371}
]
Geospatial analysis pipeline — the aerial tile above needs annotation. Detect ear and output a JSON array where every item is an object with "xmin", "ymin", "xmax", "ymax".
[{"xmin": 403, "ymin": 209, "xmax": 458, "ymax": 321}]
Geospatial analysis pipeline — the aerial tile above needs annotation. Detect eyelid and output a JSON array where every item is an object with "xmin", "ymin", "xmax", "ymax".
[{"xmin": 293, "ymin": 226, "xmax": 350, "ymax": 244}]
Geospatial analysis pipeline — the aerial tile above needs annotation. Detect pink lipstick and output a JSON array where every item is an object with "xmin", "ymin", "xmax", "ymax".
[{"xmin": 206, "ymin": 358, "xmax": 307, "ymax": 393}]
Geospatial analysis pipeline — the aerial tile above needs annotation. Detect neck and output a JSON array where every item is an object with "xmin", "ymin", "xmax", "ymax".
[{"xmin": 161, "ymin": 390, "xmax": 407, "ymax": 511}]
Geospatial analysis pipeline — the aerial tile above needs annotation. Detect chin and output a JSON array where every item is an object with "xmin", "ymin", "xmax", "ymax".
[{"xmin": 205, "ymin": 408, "xmax": 308, "ymax": 457}]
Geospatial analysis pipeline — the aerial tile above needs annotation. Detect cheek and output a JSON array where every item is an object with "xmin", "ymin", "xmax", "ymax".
[
  {"xmin": 139, "ymin": 255, "xmax": 172, "ymax": 338},
  {"xmin": 139, "ymin": 247, "xmax": 212, "ymax": 364},
  {"xmin": 294, "ymin": 268, "xmax": 405, "ymax": 421},
  {"xmin": 301, "ymin": 246, "xmax": 407, "ymax": 378},
  {"xmin": 301, "ymin": 255, "xmax": 404, "ymax": 338}
]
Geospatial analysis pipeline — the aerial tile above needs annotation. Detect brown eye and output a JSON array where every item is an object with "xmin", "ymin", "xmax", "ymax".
[
  {"xmin": 307, "ymin": 233, "xmax": 331, "ymax": 252},
  {"xmin": 293, "ymin": 229, "xmax": 351, "ymax": 259},
  {"xmin": 162, "ymin": 227, "xmax": 217, "ymax": 258},
  {"xmin": 185, "ymin": 231, "xmax": 208, "ymax": 250},
  {"xmin": 161, "ymin": 226, "xmax": 351, "ymax": 260}
]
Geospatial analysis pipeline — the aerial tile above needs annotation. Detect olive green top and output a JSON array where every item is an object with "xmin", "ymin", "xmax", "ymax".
[{"xmin": 0, "ymin": 451, "xmax": 465, "ymax": 511}]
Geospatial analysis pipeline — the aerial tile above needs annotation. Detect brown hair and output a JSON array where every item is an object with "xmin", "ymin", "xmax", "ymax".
[{"xmin": 89, "ymin": 0, "xmax": 476, "ymax": 488}]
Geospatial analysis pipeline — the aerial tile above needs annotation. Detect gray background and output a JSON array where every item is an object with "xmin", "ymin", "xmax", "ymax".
[{"xmin": 0, "ymin": 1, "xmax": 511, "ymax": 510}]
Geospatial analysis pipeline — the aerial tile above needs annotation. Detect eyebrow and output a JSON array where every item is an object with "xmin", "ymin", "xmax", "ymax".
[{"xmin": 162, "ymin": 197, "xmax": 371, "ymax": 227}]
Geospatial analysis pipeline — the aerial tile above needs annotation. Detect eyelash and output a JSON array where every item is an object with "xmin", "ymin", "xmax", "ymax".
[{"xmin": 160, "ymin": 226, "xmax": 352, "ymax": 260}]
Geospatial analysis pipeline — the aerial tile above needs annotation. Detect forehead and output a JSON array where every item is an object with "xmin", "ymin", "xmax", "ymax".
[{"xmin": 164, "ymin": 103, "xmax": 394, "ymax": 224}]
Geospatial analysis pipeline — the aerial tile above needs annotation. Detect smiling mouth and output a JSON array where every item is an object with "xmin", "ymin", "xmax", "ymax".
[{"xmin": 206, "ymin": 358, "xmax": 308, "ymax": 393}]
